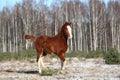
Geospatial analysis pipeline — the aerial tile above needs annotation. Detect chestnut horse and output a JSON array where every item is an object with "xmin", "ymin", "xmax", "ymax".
[{"xmin": 25, "ymin": 22, "xmax": 72, "ymax": 74}]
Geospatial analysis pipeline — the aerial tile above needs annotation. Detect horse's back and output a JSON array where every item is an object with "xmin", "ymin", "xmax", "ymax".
[{"xmin": 35, "ymin": 35, "xmax": 49, "ymax": 48}]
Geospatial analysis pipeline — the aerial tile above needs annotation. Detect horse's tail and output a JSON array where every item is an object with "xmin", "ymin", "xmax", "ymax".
[{"xmin": 24, "ymin": 34, "xmax": 36, "ymax": 42}]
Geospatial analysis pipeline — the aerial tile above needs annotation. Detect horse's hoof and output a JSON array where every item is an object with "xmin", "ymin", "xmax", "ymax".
[
  {"xmin": 42, "ymin": 66, "xmax": 46, "ymax": 70},
  {"xmin": 59, "ymin": 70, "xmax": 66, "ymax": 74},
  {"xmin": 38, "ymin": 70, "xmax": 41, "ymax": 75}
]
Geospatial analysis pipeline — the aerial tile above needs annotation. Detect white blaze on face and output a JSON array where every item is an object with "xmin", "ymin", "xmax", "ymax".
[{"xmin": 67, "ymin": 25, "xmax": 72, "ymax": 39}]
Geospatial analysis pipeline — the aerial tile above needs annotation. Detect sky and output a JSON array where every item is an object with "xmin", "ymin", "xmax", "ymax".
[
  {"xmin": 0, "ymin": 0, "xmax": 22, "ymax": 10},
  {"xmin": 0, "ymin": 0, "xmax": 109, "ymax": 11},
  {"xmin": 0, "ymin": 0, "xmax": 53, "ymax": 11}
]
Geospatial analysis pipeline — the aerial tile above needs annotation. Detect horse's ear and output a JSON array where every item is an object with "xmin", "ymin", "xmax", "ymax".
[{"xmin": 64, "ymin": 22, "xmax": 72, "ymax": 26}]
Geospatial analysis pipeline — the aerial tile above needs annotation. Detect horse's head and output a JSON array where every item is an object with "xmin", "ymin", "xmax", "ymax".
[{"xmin": 62, "ymin": 22, "xmax": 72, "ymax": 39}]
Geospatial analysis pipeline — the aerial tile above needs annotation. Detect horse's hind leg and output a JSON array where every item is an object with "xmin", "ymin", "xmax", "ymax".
[
  {"xmin": 40, "ymin": 56, "xmax": 46, "ymax": 69},
  {"xmin": 38, "ymin": 56, "xmax": 46, "ymax": 74},
  {"xmin": 38, "ymin": 56, "xmax": 41, "ymax": 73},
  {"xmin": 36, "ymin": 48, "xmax": 45, "ymax": 74},
  {"xmin": 36, "ymin": 48, "xmax": 42, "ymax": 73}
]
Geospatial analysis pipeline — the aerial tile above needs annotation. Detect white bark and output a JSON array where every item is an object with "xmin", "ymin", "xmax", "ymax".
[{"xmin": 2, "ymin": 27, "xmax": 7, "ymax": 52}]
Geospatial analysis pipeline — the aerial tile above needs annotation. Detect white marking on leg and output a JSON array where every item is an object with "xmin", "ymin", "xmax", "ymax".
[
  {"xmin": 39, "ymin": 48, "xmax": 46, "ymax": 69},
  {"xmin": 67, "ymin": 25, "xmax": 72, "ymax": 39},
  {"xmin": 40, "ymin": 57, "xmax": 46, "ymax": 69},
  {"xmin": 38, "ymin": 58, "xmax": 41, "ymax": 74},
  {"xmin": 60, "ymin": 60, "xmax": 66, "ymax": 74},
  {"xmin": 63, "ymin": 60, "xmax": 66, "ymax": 70},
  {"xmin": 61, "ymin": 60, "xmax": 66, "ymax": 70}
]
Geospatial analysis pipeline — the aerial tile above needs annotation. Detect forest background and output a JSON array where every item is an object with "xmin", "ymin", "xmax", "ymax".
[{"xmin": 0, "ymin": 0, "xmax": 120, "ymax": 53}]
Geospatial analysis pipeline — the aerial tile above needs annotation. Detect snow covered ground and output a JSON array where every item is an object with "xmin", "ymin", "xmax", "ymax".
[{"xmin": 0, "ymin": 58, "xmax": 119, "ymax": 80}]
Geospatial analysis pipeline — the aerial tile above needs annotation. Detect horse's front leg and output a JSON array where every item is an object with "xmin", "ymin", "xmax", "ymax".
[
  {"xmin": 58, "ymin": 53, "xmax": 66, "ymax": 73},
  {"xmin": 61, "ymin": 60, "xmax": 66, "ymax": 71}
]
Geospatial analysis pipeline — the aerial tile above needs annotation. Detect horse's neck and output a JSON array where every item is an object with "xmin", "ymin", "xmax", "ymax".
[{"xmin": 56, "ymin": 31, "xmax": 68, "ymax": 43}]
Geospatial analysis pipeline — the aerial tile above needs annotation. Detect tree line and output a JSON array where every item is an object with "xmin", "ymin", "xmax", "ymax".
[{"xmin": 0, "ymin": 0, "xmax": 120, "ymax": 53}]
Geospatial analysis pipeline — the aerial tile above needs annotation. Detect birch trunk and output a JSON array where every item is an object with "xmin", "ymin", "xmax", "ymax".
[
  {"xmin": 92, "ymin": 0, "xmax": 97, "ymax": 51},
  {"xmin": 2, "ymin": 27, "xmax": 7, "ymax": 52}
]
